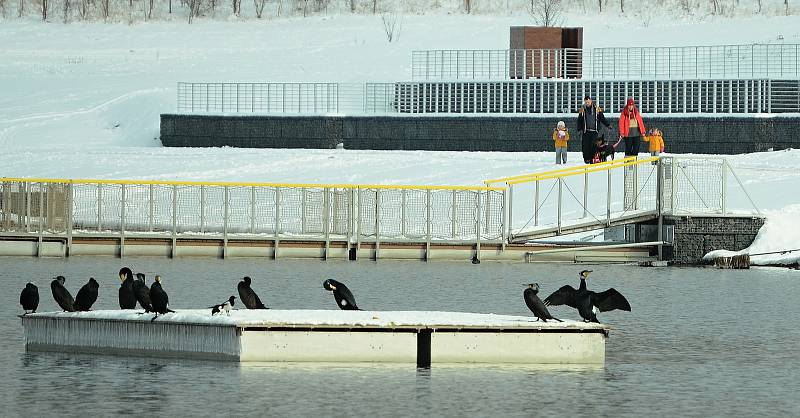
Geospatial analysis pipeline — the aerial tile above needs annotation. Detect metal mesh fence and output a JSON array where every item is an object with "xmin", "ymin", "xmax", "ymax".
[
  {"xmin": 178, "ymin": 80, "xmax": 794, "ymax": 115},
  {"xmin": 0, "ymin": 181, "xmax": 504, "ymax": 243},
  {"xmin": 413, "ymin": 45, "xmax": 800, "ymax": 81},
  {"xmin": 365, "ymin": 79, "xmax": 784, "ymax": 115},
  {"xmin": 661, "ymin": 157, "xmax": 726, "ymax": 215}
]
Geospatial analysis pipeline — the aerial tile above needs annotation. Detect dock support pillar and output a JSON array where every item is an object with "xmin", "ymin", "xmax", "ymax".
[{"xmin": 416, "ymin": 329, "xmax": 432, "ymax": 368}]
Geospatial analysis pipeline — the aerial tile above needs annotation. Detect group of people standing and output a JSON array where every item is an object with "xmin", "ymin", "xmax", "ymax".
[{"xmin": 552, "ymin": 96, "xmax": 664, "ymax": 165}]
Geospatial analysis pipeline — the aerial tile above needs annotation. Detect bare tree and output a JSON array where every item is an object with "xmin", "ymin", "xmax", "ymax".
[
  {"xmin": 100, "ymin": 0, "xmax": 110, "ymax": 19},
  {"xmin": 757, "ymin": 0, "xmax": 762, "ymax": 13},
  {"xmin": 253, "ymin": 0, "xmax": 265, "ymax": 17},
  {"xmin": 530, "ymin": 0, "xmax": 563, "ymax": 27},
  {"xmin": 786, "ymin": 0, "xmax": 790, "ymax": 15},
  {"xmin": 232, "ymin": 0, "xmax": 241, "ymax": 15},
  {"xmin": 710, "ymin": 0, "xmax": 719, "ymax": 14},
  {"xmin": 79, "ymin": 0, "xmax": 89, "ymax": 19},
  {"xmin": 188, "ymin": 0, "xmax": 202, "ymax": 22},
  {"xmin": 17, "ymin": 0, "xmax": 22, "ymax": 17},
  {"xmin": 597, "ymin": 0, "xmax": 602, "ymax": 12},
  {"xmin": 41, "ymin": 0, "xmax": 48, "ymax": 19},
  {"xmin": 619, "ymin": 0, "xmax": 623, "ymax": 13},
  {"xmin": 464, "ymin": 0, "xmax": 471, "ymax": 13},
  {"xmin": 372, "ymin": 0, "xmax": 376, "ymax": 14},
  {"xmin": 381, "ymin": 11, "xmax": 402, "ymax": 42},
  {"xmin": 147, "ymin": 0, "xmax": 155, "ymax": 18},
  {"xmin": 349, "ymin": 0, "xmax": 355, "ymax": 12}
]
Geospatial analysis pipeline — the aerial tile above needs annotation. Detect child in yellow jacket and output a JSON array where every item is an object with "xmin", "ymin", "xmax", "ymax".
[
  {"xmin": 553, "ymin": 120, "xmax": 570, "ymax": 164},
  {"xmin": 644, "ymin": 128, "xmax": 664, "ymax": 164},
  {"xmin": 644, "ymin": 128, "xmax": 665, "ymax": 157}
]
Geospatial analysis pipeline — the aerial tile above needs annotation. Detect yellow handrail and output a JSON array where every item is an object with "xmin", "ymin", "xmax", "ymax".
[
  {"xmin": 505, "ymin": 156, "xmax": 659, "ymax": 185},
  {"xmin": 0, "ymin": 177, "xmax": 505, "ymax": 192},
  {"xmin": 483, "ymin": 157, "xmax": 638, "ymax": 185}
]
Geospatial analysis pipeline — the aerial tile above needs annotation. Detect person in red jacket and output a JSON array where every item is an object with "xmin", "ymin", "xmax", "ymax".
[{"xmin": 618, "ymin": 97, "xmax": 646, "ymax": 157}]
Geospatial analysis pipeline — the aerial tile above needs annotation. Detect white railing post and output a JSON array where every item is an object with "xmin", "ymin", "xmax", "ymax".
[
  {"xmin": 200, "ymin": 185, "xmax": 205, "ymax": 233},
  {"xmin": 721, "ymin": 160, "xmax": 728, "ymax": 214},
  {"xmin": 534, "ymin": 180, "xmax": 540, "ymax": 226},
  {"xmin": 142, "ymin": 183, "xmax": 151, "ymax": 233},
  {"xmin": 451, "ymin": 189, "xmax": 457, "ymax": 239},
  {"xmin": 426, "ymin": 189, "xmax": 432, "ymax": 259},
  {"xmin": 606, "ymin": 168, "xmax": 612, "ymax": 225},
  {"xmin": 583, "ymin": 170, "xmax": 588, "ymax": 218},
  {"xmin": 507, "ymin": 185, "xmax": 513, "ymax": 239},
  {"xmin": 475, "ymin": 190, "xmax": 481, "ymax": 261},
  {"xmin": 557, "ymin": 178, "xmax": 563, "ymax": 233}
]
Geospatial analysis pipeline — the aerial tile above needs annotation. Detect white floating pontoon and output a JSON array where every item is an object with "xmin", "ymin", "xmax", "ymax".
[{"xmin": 21, "ymin": 310, "xmax": 609, "ymax": 366}]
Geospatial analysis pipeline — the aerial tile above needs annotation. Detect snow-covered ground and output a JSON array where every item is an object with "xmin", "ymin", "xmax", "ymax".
[
  {"xmin": 25, "ymin": 309, "xmax": 598, "ymax": 328},
  {"xmin": 1, "ymin": 14, "xmax": 799, "ymax": 264}
]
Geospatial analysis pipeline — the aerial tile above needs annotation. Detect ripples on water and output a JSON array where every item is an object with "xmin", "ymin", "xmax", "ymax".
[{"xmin": 1, "ymin": 257, "xmax": 798, "ymax": 417}]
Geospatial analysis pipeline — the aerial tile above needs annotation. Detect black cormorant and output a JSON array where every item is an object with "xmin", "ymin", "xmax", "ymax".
[
  {"xmin": 523, "ymin": 283, "xmax": 561, "ymax": 322},
  {"xmin": 323, "ymin": 279, "xmax": 360, "ymax": 310},
  {"xmin": 50, "ymin": 276, "xmax": 75, "ymax": 312},
  {"xmin": 74, "ymin": 278, "xmax": 100, "ymax": 311},
  {"xmin": 133, "ymin": 273, "xmax": 153, "ymax": 312},
  {"xmin": 211, "ymin": 296, "xmax": 236, "ymax": 316},
  {"xmin": 149, "ymin": 275, "xmax": 174, "ymax": 320},
  {"xmin": 118, "ymin": 267, "xmax": 136, "ymax": 309},
  {"xmin": 544, "ymin": 270, "xmax": 631, "ymax": 323},
  {"xmin": 20, "ymin": 282, "xmax": 39, "ymax": 314},
  {"xmin": 237, "ymin": 276, "xmax": 267, "ymax": 309}
]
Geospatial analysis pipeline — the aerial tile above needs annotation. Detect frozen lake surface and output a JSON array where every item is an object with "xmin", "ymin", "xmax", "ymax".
[{"xmin": 1, "ymin": 257, "xmax": 798, "ymax": 417}]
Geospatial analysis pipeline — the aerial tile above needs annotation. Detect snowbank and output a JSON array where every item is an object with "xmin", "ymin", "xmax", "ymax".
[
  {"xmin": 704, "ymin": 205, "xmax": 800, "ymax": 266},
  {"xmin": 25, "ymin": 309, "xmax": 599, "ymax": 329}
]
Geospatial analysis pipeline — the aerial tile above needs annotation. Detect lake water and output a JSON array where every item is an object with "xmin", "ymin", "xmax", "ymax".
[{"xmin": 1, "ymin": 257, "xmax": 798, "ymax": 417}]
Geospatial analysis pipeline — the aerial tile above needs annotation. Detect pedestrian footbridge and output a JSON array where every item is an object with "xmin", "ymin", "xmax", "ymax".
[
  {"xmin": 0, "ymin": 156, "xmax": 759, "ymax": 262},
  {"xmin": 485, "ymin": 155, "xmax": 760, "ymax": 245}
]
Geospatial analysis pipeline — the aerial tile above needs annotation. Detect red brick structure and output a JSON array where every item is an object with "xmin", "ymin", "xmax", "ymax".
[{"xmin": 509, "ymin": 26, "xmax": 583, "ymax": 79}]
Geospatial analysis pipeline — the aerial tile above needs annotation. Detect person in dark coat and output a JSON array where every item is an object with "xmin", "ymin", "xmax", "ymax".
[{"xmin": 577, "ymin": 96, "xmax": 612, "ymax": 164}]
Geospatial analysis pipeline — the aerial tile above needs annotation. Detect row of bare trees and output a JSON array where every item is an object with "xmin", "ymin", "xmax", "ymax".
[{"xmin": 4, "ymin": 0, "xmax": 794, "ymax": 23}]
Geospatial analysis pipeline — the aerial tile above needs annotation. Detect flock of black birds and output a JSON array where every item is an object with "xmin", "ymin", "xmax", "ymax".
[{"xmin": 19, "ymin": 267, "xmax": 630, "ymax": 324}]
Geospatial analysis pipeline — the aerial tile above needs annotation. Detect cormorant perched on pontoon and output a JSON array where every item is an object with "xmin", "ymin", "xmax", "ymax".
[
  {"xmin": 211, "ymin": 296, "xmax": 236, "ymax": 316},
  {"xmin": 118, "ymin": 267, "xmax": 136, "ymax": 309},
  {"xmin": 323, "ymin": 279, "xmax": 361, "ymax": 310},
  {"xmin": 523, "ymin": 283, "xmax": 561, "ymax": 322},
  {"xmin": 149, "ymin": 275, "xmax": 174, "ymax": 321},
  {"xmin": 50, "ymin": 276, "xmax": 75, "ymax": 312},
  {"xmin": 238, "ymin": 276, "xmax": 267, "ymax": 309},
  {"xmin": 133, "ymin": 273, "xmax": 153, "ymax": 312},
  {"xmin": 544, "ymin": 270, "xmax": 631, "ymax": 323},
  {"xmin": 20, "ymin": 282, "xmax": 39, "ymax": 314},
  {"xmin": 74, "ymin": 278, "xmax": 99, "ymax": 311}
]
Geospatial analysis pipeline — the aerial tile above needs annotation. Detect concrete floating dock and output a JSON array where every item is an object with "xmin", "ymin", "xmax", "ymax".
[{"xmin": 21, "ymin": 310, "xmax": 609, "ymax": 365}]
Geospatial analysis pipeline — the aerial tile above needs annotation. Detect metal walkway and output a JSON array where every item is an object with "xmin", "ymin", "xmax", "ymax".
[{"xmin": 484, "ymin": 156, "xmax": 761, "ymax": 244}]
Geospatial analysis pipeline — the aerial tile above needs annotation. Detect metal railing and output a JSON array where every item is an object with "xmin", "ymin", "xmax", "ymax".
[
  {"xmin": 484, "ymin": 156, "xmax": 760, "ymax": 241},
  {"xmin": 412, "ymin": 49, "xmax": 584, "ymax": 80},
  {"xmin": 176, "ymin": 82, "xmax": 364, "ymax": 114},
  {"xmin": 485, "ymin": 157, "xmax": 660, "ymax": 240},
  {"xmin": 0, "ymin": 179, "xmax": 505, "ymax": 246},
  {"xmin": 365, "ymin": 79, "xmax": 790, "ymax": 114},
  {"xmin": 659, "ymin": 156, "xmax": 761, "ymax": 216},
  {"xmin": 177, "ymin": 79, "xmax": 798, "ymax": 115},
  {"xmin": 413, "ymin": 44, "xmax": 800, "ymax": 81}
]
